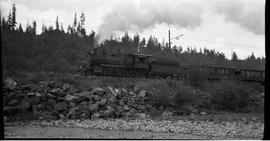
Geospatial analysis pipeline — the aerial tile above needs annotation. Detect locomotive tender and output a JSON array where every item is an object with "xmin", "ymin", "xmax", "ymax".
[{"xmin": 80, "ymin": 53, "xmax": 264, "ymax": 85}]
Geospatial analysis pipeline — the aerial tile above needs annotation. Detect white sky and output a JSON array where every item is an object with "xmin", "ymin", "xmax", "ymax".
[{"xmin": 0, "ymin": 0, "xmax": 265, "ymax": 59}]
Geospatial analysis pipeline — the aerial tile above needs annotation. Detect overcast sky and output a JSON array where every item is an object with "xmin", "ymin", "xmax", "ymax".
[{"xmin": 0, "ymin": 0, "xmax": 265, "ymax": 59}]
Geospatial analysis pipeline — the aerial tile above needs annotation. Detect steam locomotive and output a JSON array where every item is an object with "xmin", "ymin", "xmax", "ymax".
[{"xmin": 80, "ymin": 53, "xmax": 265, "ymax": 85}]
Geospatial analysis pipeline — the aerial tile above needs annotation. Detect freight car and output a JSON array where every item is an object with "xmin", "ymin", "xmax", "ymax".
[{"xmin": 80, "ymin": 53, "xmax": 264, "ymax": 85}]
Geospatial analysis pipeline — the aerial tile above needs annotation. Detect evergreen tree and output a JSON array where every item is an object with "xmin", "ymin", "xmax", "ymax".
[
  {"xmin": 60, "ymin": 23, "xmax": 64, "ymax": 32},
  {"xmin": 231, "ymin": 51, "xmax": 238, "ymax": 61},
  {"xmin": 139, "ymin": 37, "xmax": 146, "ymax": 47},
  {"xmin": 18, "ymin": 23, "xmax": 23, "ymax": 33},
  {"xmin": 7, "ymin": 10, "xmax": 12, "ymax": 29},
  {"xmin": 56, "ymin": 16, "xmax": 59, "ymax": 30},
  {"xmin": 80, "ymin": 12, "xmax": 86, "ymax": 36},
  {"xmin": 133, "ymin": 34, "xmax": 140, "ymax": 48},
  {"xmin": 32, "ymin": 21, "xmax": 37, "ymax": 35},
  {"xmin": 67, "ymin": 25, "xmax": 72, "ymax": 34},
  {"xmin": 73, "ymin": 13, "xmax": 77, "ymax": 35},
  {"xmin": 11, "ymin": 3, "xmax": 16, "ymax": 29},
  {"xmin": 77, "ymin": 22, "xmax": 81, "ymax": 36},
  {"xmin": 42, "ymin": 20, "xmax": 46, "ymax": 33}
]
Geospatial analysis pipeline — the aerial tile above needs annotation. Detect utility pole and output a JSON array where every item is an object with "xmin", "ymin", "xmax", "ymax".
[{"xmin": 168, "ymin": 30, "xmax": 171, "ymax": 48}]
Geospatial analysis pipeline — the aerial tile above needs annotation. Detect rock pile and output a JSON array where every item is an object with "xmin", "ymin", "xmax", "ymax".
[{"xmin": 3, "ymin": 77, "xmax": 154, "ymax": 120}]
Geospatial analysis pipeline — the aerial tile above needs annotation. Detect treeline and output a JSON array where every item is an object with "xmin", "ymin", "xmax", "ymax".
[
  {"xmin": 1, "ymin": 4, "xmax": 265, "ymax": 77},
  {"xmin": 97, "ymin": 32, "xmax": 265, "ymax": 69}
]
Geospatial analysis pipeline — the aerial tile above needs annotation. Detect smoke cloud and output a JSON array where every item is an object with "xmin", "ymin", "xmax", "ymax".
[{"xmin": 97, "ymin": 0, "xmax": 265, "ymax": 42}]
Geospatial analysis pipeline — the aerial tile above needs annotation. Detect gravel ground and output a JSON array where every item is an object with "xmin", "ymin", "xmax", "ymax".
[{"xmin": 4, "ymin": 114, "xmax": 264, "ymax": 139}]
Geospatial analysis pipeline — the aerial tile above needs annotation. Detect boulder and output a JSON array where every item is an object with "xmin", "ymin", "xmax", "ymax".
[
  {"xmin": 39, "ymin": 81, "xmax": 49, "ymax": 88},
  {"xmin": 77, "ymin": 95, "xmax": 88, "ymax": 102},
  {"xmin": 100, "ymin": 99, "xmax": 107, "ymax": 106},
  {"xmin": 48, "ymin": 81, "xmax": 62, "ymax": 89},
  {"xmin": 56, "ymin": 96, "xmax": 65, "ymax": 101},
  {"xmin": 26, "ymin": 96, "xmax": 40, "ymax": 105},
  {"xmin": 162, "ymin": 111, "xmax": 174, "ymax": 117},
  {"xmin": 123, "ymin": 105, "xmax": 129, "ymax": 111},
  {"xmin": 19, "ymin": 100, "xmax": 31, "ymax": 111},
  {"xmin": 67, "ymin": 86, "xmax": 79, "ymax": 94},
  {"xmin": 7, "ymin": 99, "xmax": 19, "ymax": 106},
  {"xmin": 47, "ymin": 98, "xmax": 57, "ymax": 105},
  {"xmin": 4, "ymin": 77, "xmax": 17, "ymax": 90},
  {"xmin": 80, "ymin": 101, "xmax": 88, "ymax": 106},
  {"xmin": 103, "ymin": 110, "xmax": 112, "ymax": 118},
  {"xmin": 32, "ymin": 105, "xmax": 39, "ymax": 114},
  {"xmin": 48, "ymin": 88, "xmax": 63, "ymax": 95},
  {"xmin": 64, "ymin": 95, "xmax": 76, "ymax": 102},
  {"xmin": 62, "ymin": 83, "xmax": 71, "ymax": 91},
  {"xmin": 46, "ymin": 93, "xmax": 56, "ymax": 99},
  {"xmin": 21, "ymin": 84, "xmax": 43, "ymax": 92},
  {"xmin": 92, "ymin": 113, "xmax": 100, "ymax": 118},
  {"xmin": 137, "ymin": 105, "xmax": 146, "ymax": 110},
  {"xmin": 27, "ymin": 92, "xmax": 42, "ymax": 97},
  {"xmin": 116, "ymin": 105, "xmax": 124, "ymax": 113},
  {"xmin": 124, "ymin": 112, "xmax": 131, "ymax": 117},
  {"xmin": 92, "ymin": 95, "xmax": 101, "ymax": 101},
  {"xmin": 138, "ymin": 90, "xmax": 147, "ymax": 97},
  {"xmin": 68, "ymin": 102, "xmax": 76, "ymax": 108},
  {"xmin": 54, "ymin": 102, "xmax": 67, "ymax": 111},
  {"xmin": 107, "ymin": 86, "xmax": 118, "ymax": 96},
  {"xmin": 67, "ymin": 107, "xmax": 80, "ymax": 117},
  {"xmin": 138, "ymin": 113, "xmax": 149, "ymax": 119},
  {"xmin": 91, "ymin": 87, "xmax": 105, "ymax": 96},
  {"xmin": 89, "ymin": 103, "xmax": 99, "ymax": 112},
  {"xmin": 119, "ymin": 100, "xmax": 125, "ymax": 106}
]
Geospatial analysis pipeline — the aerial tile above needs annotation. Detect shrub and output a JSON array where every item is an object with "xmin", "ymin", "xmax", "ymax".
[{"xmin": 208, "ymin": 80, "xmax": 264, "ymax": 112}]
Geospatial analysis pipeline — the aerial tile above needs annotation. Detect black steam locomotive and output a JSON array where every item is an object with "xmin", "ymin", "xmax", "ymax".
[{"xmin": 80, "ymin": 53, "xmax": 264, "ymax": 84}]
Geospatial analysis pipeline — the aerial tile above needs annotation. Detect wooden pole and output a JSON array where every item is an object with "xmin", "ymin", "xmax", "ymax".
[{"xmin": 168, "ymin": 30, "xmax": 171, "ymax": 48}]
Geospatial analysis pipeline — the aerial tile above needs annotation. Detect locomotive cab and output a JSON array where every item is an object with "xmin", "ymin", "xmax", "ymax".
[{"xmin": 125, "ymin": 53, "xmax": 152, "ymax": 69}]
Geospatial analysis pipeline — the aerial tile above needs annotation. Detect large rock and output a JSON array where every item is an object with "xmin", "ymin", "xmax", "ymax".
[
  {"xmin": 56, "ymin": 96, "xmax": 65, "ymax": 101},
  {"xmin": 19, "ymin": 99, "xmax": 31, "ymax": 111},
  {"xmin": 138, "ymin": 90, "xmax": 147, "ymax": 97},
  {"xmin": 107, "ymin": 86, "xmax": 118, "ymax": 96},
  {"xmin": 80, "ymin": 101, "xmax": 88, "ymax": 106},
  {"xmin": 162, "ymin": 111, "xmax": 174, "ymax": 117},
  {"xmin": 92, "ymin": 113, "xmax": 100, "ymax": 118},
  {"xmin": 67, "ymin": 102, "xmax": 76, "ymax": 108},
  {"xmin": 47, "ymin": 98, "xmax": 57, "ymax": 105},
  {"xmin": 21, "ymin": 84, "xmax": 43, "ymax": 92},
  {"xmin": 54, "ymin": 102, "xmax": 67, "ymax": 111},
  {"xmin": 4, "ymin": 100, "xmax": 31, "ymax": 114},
  {"xmin": 103, "ymin": 110, "xmax": 112, "ymax": 118},
  {"xmin": 4, "ymin": 77, "xmax": 17, "ymax": 90},
  {"xmin": 89, "ymin": 103, "xmax": 99, "ymax": 112},
  {"xmin": 64, "ymin": 95, "xmax": 76, "ymax": 102},
  {"xmin": 62, "ymin": 83, "xmax": 71, "ymax": 91},
  {"xmin": 7, "ymin": 99, "xmax": 19, "ymax": 106},
  {"xmin": 46, "ymin": 93, "xmax": 56, "ymax": 99},
  {"xmin": 27, "ymin": 92, "xmax": 42, "ymax": 97},
  {"xmin": 67, "ymin": 107, "xmax": 80, "ymax": 117},
  {"xmin": 92, "ymin": 95, "xmax": 101, "ymax": 102},
  {"xmin": 100, "ymin": 99, "xmax": 107, "ymax": 106},
  {"xmin": 48, "ymin": 88, "xmax": 63, "ymax": 95},
  {"xmin": 116, "ymin": 105, "xmax": 124, "ymax": 113},
  {"xmin": 26, "ymin": 96, "xmax": 40, "ymax": 105},
  {"xmin": 48, "ymin": 81, "xmax": 62, "ymax": 89},
  {"xmin": 39, "ymin": 81, "xmax": 49, "ymax": 89},
  {"xmin": 66, "ymin": 86, "xmax": 79, "ymax": 95},
  {"xmin": 80, "ymin": 91, "xmax": 93, "ymax": 100},
  {"xmin": 123, "ymin": 105, "xmax": 129, "ymax": 111},
  {"xmin": 91, "ymin": 87, "xmax": 106, "ymax": 96}
]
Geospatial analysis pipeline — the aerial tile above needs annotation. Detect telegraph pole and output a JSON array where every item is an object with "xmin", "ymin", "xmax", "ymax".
[{"xmin": 168, "ymin": 30, "xmax": 171, "ymax": 48}]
